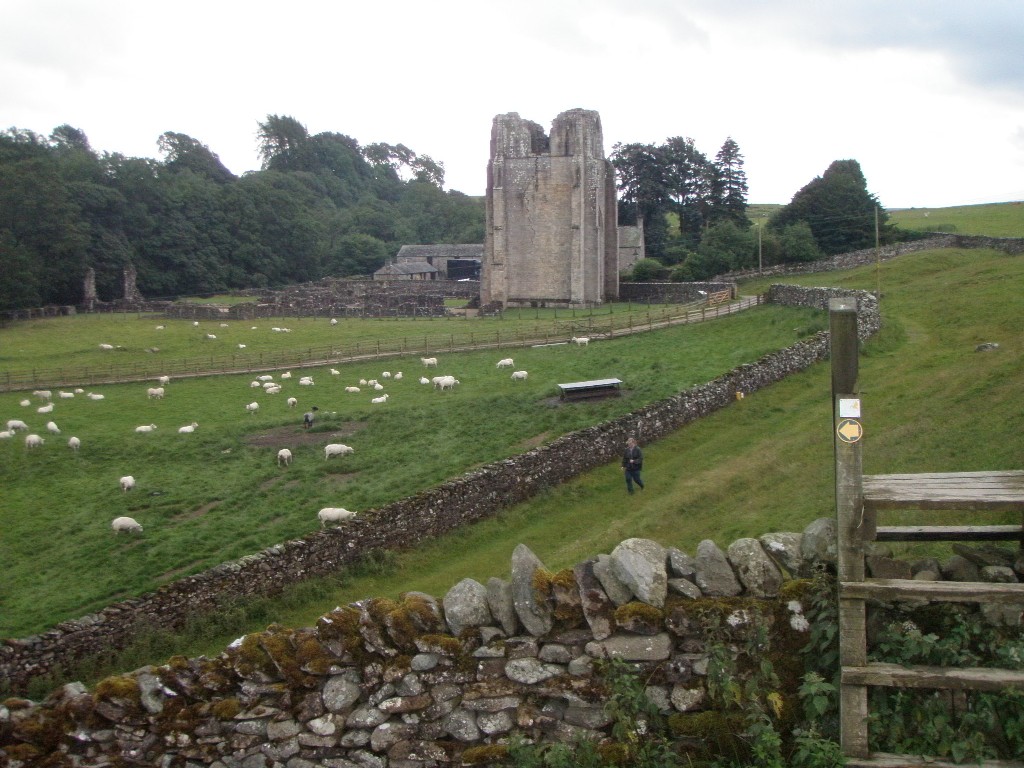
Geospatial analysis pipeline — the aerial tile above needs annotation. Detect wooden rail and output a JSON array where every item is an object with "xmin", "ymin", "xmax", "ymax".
[{"xmin": 829, "ymin": 298, "xmax": 1024, "ymax": 767}]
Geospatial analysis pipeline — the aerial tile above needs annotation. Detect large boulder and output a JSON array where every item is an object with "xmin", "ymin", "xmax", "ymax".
[
  {"xmin": 800, "ymin": 518, "xmax": 837, "ymax": 572},
  {"xmin": 610, "ymin": 538, "xmax": 668, "ymax": 608},
  {"xmin": 510, "ymin": 544, "xmax": 553, "ymax": 637},
  {"xmin": 443, "ymin": 578, "xmax": 492, "ymax": 636},
  {"xmin": 694, "ymin": 539, "xmax": 741, "ymax": 597},
  {"xmin": 727, "ymin": 538, "xmax": 784, "ymax": 597}
]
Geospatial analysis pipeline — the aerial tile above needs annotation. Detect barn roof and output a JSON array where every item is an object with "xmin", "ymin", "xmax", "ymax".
[
  {"xmin": 396, "ymin": 244, "xmax": 483, "ymax": 260},
  {"xmin": 374, "ymin": 262, "xmax": 440, "ymax": 276}
]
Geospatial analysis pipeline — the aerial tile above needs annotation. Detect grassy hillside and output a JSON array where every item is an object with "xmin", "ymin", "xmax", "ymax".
[{"xmin": 887, "ymin": 201, "xmax": 1024, "ymax": 237}]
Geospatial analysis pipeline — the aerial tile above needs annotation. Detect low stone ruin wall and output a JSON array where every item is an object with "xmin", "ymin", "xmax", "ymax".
[
  {"xmin": 3, "ymin": 525, "xmax": 1021, "ymax": 767},
  {"xmin": 0, "ymin": 286, "xmax": 879, "ymax": 695},
  {"xmin": 618, "ymin": 282, "xmax": 736, "ymax": 304}
]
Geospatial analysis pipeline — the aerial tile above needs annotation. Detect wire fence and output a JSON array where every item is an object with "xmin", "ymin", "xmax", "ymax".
[{"xmin": 0, "ymin": 298, "xmax": 761, "ymax": 392}]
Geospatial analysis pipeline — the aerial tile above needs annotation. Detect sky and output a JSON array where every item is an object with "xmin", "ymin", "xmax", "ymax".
[{"xmin": 3, "ymin": 1, "xmax": 1024, "ymax": 209}]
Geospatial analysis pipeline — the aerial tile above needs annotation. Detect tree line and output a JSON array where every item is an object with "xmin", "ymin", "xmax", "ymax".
[
  {"xmin": 0, "ymin": 117, "xmax": 485, "ymax": 310},
  {"xmin": 613, "ymin": 137, "xmax": 903, "ymax": 281}
]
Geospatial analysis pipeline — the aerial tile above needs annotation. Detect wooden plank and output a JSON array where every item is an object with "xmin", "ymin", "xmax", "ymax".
[
  {"xmin": 862, "ymin": 470, "xmax": 1024, "ymax": 511},
  {"xmin": 876, "ymin": 524, "xmax": 1024, "ymax": 541},
  {"xmin": 845, "ymin": 753, "xmax": 1024, "ymax": 768},
  {"xmin": 843, "ymin": 661, "xmax": 1024, "ymax": 692},
  {"xmin": 841, "ymin": 578, "xmax": 1024, "ymax": 603}
]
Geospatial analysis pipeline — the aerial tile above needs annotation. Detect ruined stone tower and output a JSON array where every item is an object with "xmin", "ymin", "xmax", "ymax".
[{"xmin": 482, "ymin": 109, "xmax": 619, "ymax": 307}]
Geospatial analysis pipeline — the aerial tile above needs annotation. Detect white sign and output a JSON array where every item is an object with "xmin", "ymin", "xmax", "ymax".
[{"xmin": 839, "ymin": 398, "xmax": 861, "ymax": 418}]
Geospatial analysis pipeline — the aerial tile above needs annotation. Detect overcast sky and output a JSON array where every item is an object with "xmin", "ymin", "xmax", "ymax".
[{"xmin": 4, "ymin": 1, "xmax": 1023, "ymax": 208}]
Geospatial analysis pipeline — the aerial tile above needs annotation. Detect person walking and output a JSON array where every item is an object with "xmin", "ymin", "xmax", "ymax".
[
  {"xmin": 621, "ymin": 436, "xmax": 644, "ymax": 494},
  {"xmin": 303, "ymin": 405, "xmax": 319, "ymax": 429}
]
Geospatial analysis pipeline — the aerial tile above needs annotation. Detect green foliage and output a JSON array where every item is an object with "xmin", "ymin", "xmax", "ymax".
[{"xmin": 628, "ymin": 258, "xmax": 670, "ymax": 281}]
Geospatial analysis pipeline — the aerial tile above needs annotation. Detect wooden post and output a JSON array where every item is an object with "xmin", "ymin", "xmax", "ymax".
[{"xmin": 830, "ymin": 297, "xmax": 869, "ymax": 758}]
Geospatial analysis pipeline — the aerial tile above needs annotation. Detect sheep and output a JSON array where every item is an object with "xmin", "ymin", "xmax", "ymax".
[
  {"xmin": 99, "ymin": 343, "xmax": 114, "ymax": 350},
  {"xmin": 258, "ymin": 375, "xmax": 274, "ymax": 381},
  {"xmin": 262, "ymin": 381, "xmax": 277, "ymax": 389},
  {"xmin": 192, "ymin": 321, "xmax": 200, "ymax": 327},
  {"xmin": 419, "ymin": 376, "xmax": 430, "ymax": 385},
  {"xmin": 371, "ymin": 393, "xmax": 389, "ymax": 404},
  {"xmin": 496, "ymin": 358, "xmax": 514, "ymax": 368},
  {"xmin": 366, "ymin": 379, "xmax": 378, "ymax": 387},
  {"xmin": 25, "ymin": 434, "xmax": 44, "ymax": 449},
  {"xmin": 277, "ymin": 448, "xmax": 293, "ymax": 466},
  {"xmin": 251, "ymin": 326, "xmax": 258, "ymax": 330},
  {"xmin": 74, "ymin": 388, "xmax": 84, "ymax": 394},
  {"xmin": 287, "ymin": 397, "xmax": 298, "ymax": 408},
  {"xmin": 394, "ymin": 372, "xmax": 403, "ymax": 381},
  {"xmin": 205, "ymin": 333, "xmax": 217, "ymax": 340},
  {"xmin": 120, "ymin": 475, "xmax": 135, "ymax": 492},
  {"xmin": 112, "ymin": 516, "xmax": 143, "ymax": 533},
  {"xmin": 135, "ymin": 424, "xmax": 157, "ymax": 433},
  {"xmin": 381, "ymin": 371, "xmax": 391, "ymax": 379},
  {"xmin": 299, "ymin": 376, "xmax": 315, "ymax": 386},
  {"xmin": 359, "ymin": 379, "xmax": 368, "ymax": 386},
  {"xmin": 245, "ymin": 402, "xmax": 259, "ymax": 413},
  {"xmin": 219, "ymin": 323, "xmax": 229, "ymax": 328},
  {"xmin": 434, "ymin": 375, "xmax": 459, "ymax": 391},
  {"xmin": 250, "ymin": 380, "xmax": 262, "ymax": 388},
  {"xmin": 330, "ymin": 368, "xmax": 340, "ymax": 376},
  {"xmin": 265, "ymin": 385, "xmax": 282, "ymax": 395},
  {"xmin": 6, "ymin": 419, "xmax": 28, "ymax": 431},
  {"xmin": 37, "ymin": 403, "xmax": 54, "ymax": 414},
  {"xmin": 571, "ymin": 336, "xmax": 590, "ymax": 346},
  {"xmin": 155, "ymin": 325, "xmax": 165, "ymax": 330},
  {"xmin": 46, "ymin": 421, "xmax": 61, "ymax": 434},
  {"xmin": 511, "ymin": 370, "xmax": 529, "ymax": 381},
  {"xmin": 87, "ymin": 392, "xmax": 105, "ymax": 400},
  {"xmin": 324, "ymin": 443, "xmax": 354, "ymax": 459},
  {"xmin": 330, "ymin": 318, "xmax": 338, "ymax": 326},
  {"xmin": 318, "ymin": 507, "xmax": 356, "ymax": 528},
  {"xmin": 33, "ymin": 390, "xmax": 52, "ymax": 400},
  {"xmin": 238, "ymin": 343, "xmax": 246, "ymax": 349},
  {"xmin": 68, "ymin": 436, "xmax": 80, "ymax": 451},
  {"xmin": 271, "ymin": 326, "xmax": 282, "ymax": 332},
  {"xmin": 178, "ymin": 422, "xmax": 199, "ymax": 433},
  {"xmin": 19, "ymin": 399, "xmax": 30, "ymax": 407},
  {"xmin": 373, "ymin": 382, "xmax": 384, "ymax": 391},
  {"xmin": 146, "ymin": 386, "xmax": 165, "ymax": 399},
  {"xmin": 157, "ymin": 375, "xmax": 171, "ymax": 386},
  {"xmin": 280, "ymin": 371, "xmax": 292, "ymax": 379},
  {"xmin": 344, "ymin": 386, "xmax": 361, "ymax": 393},
  {"xmin": 59, "ymin": 391, "xmax": 75, "ymax": 399},
  {"xmin": 0, "ymin": 430, "xmax": 12, "ymax": 439},
  {"xmin": 421, "ymin": 357, "xmax": 438, "ymax": 367}
]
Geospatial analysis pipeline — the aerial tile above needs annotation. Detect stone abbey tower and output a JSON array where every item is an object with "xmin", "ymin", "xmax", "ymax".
[{"xmin": 481, "ymin": 109, "xmax": 619, "ymax": 307}]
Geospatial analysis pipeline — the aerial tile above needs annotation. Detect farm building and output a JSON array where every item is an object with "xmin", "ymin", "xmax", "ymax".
[{"xmin": 392, "ymin": 244, "xmax": 482, "ymax": 281}]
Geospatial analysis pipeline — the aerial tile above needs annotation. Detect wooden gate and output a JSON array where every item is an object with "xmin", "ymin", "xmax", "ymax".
[{"xmin": 829, "ymin": 298, "xmax": 1024, "ymax": 767}]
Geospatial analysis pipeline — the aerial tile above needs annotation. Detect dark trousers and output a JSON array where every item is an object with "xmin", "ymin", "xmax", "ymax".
[{"xmin": 625, "ymin": 468, "xmax": 644, "ymax": 493}]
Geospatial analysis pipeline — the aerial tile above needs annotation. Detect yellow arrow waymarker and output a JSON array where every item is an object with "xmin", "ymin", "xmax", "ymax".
[{"xmin": 837, "ymin": 419, "xmax": 863, "ymax": 443}]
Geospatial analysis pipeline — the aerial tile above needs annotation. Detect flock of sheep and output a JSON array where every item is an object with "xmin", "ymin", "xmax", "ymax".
[{"xmin": 4, "ymin": 325, "xmax": 594, "ymax": 541}]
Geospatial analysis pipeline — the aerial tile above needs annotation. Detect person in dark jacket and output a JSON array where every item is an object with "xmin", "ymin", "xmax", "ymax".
[
  {"xmin": 621, "ymin": 436, "xmax": 644, "ymax": 494},
  {"xmin": 303, "ymin": 406, "xmax": 319, "ymax": 429}
]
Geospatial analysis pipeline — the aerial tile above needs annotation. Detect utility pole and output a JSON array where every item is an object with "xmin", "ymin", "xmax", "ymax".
[
  {"xmin": 758, "ymin": 222, "xmax": 763, "ymax": 273},
  {"xmin": 874, "ymin": 207, "xmax": 881, "ymax": 299}
]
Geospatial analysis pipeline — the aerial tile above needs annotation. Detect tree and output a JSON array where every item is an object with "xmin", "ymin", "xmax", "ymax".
[
  {"xmin": 778, "ymin": 221, "xmax": 821, "ymax": 263},
  {"xmin": 257, "ymin": 114, "xmax": 310, "ymax": 171},
  {"xmin": 611, "ymin": 142, "xmax": 672, "ymax": 258},
  {"xmin": 708, "ymin": 137, "xmax": 749, "ymax": 228},
  {"xmin": 662, "ymin": 136, "xmax": 711, "ymax": 243},
  {"xmin": 157, "ymin": 132, "xmax": 236, "ymax": 183},
  {"xmin": 769, "ymin": 159, "xmax": 889, "ymax": 255}
]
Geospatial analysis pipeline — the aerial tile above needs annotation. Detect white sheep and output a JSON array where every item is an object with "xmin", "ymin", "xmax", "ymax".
[
  {"xmin": 299, "ymin": 376, "xmax": 314, "ymax": 386},
  {"xmin": 6, "ymin": 419, "xmax": 28, "ymax": 431},
  {"xmin": 74, "ymin": 388, "xmax": 84, "ymax": 394},
  {"xmin": 421, "ymin": 357, "xmax": 438, "ymax": 367},
  {"xmin": 344, "ymin": 386, "xmax": 361, "ymax": 393},
  {"xmin": 0, "ymin": 430, "xmax": 12, "ymax": 439},
  {"xmin": 359, "ymin": 379, "xmax": 368, "ymax": 386},
  {"xmin": 394, "ymin": 372, "xmax": 403, "ymax": 381},
  {"xmin": 33, "ymin": 390, "xmax": 52, "ymax": 400},
  {"xmin": 280, "ymin": 328, "xmax": 291, "ymax": 333},
  {"xmin": 59, "ymin": 391, "xmax": 75, "ymax": 399},
  {"xmin": 25, "ymin": 434, "xmax": 44, "ymax": 449},
  {"xmin": 371, "ymin": 393, "xmax": 389, "ymax": 404},
  {"xmin": 46, "ymin": 421, "xmax": 61, "ymax": 434},
  {"xmin": 511, "ymin": 370, "xmax": 529, "ymax": 381},
  {"xmin": 496, "ymin": 358, "xmax": 514, "ymax": 368},
  {"xmin": 373, "ymin": 382, "xmax": 384, "ymax": 391},
  {"xmin": 245, "ymin": 402, "xmax": 259, "ymax": 413},
  {"xmin": 87, "ymin": 392, "xmax": 105, "ymax": 400},
  {"xmin": 178, "ymin": 422, "xmax": 198, "ymax": 433},
  {"xmin": 318, "ymin": 507, "xmax": 356, "ymax": 528},
  {"xmin": 238, "ymin": 343, "xmax": 246, "ymax": 349},
  {"xmin": 219, "ymin": 323, "xmax": 229, "ymax": 328},
  {"xmin": 146, "ymin": 386, "xmax": 165, "ymax": 399},
  {"xmin": 366, "ymin": 379, "xmax": 378, "ymax": 387},
  {"xmin": 155, "ymin": 325, "xmax": 165, "ymax": 330},
  {"xmin": 19, "ymin": 399, "xmax": 30, "ymax": 407},
  {"xmin": 419, "ymin": 376, "xmax": 430, "ymax": 385},
  {"xmin": 571, "ymin": 336, "xmax": 590, "ymax": 346},
  {"xmin": 287, "ymin": 397, "xmax": 298, "ymax": 408},
  {"xmin": 434, "ymin": 375, "xmax": 459, "ymax": 391},
  {"xmin": 68, "ymin": 436, "xmax": 81, "ymax": 451},
  {"xmin": 381, "ymin": 371, "xmax": 391, "ymax": 379},
  {"xmin": 205, "ymin": 333, "xmax": 217, "ymax": 340},
  {"xmin": 135, "ymin": 424, "xmax": 157, "ymax": 433},
  {"xmin": 258, "ymin": 374, "xmax": 274, "ymax": 381},
  {"xmin": 157, "ymin": 375, "xmax": 171, "ymax": 386},
  {"xmin": 250, "ymin": 380, "xmax": 262, "ymax": 388},
  {"xmin": 330, "ymin": 368, "xmax": 340, "ymax": 376},
  {"xmin": 37, "ymin": 403, "xmax": 54, "ymax": 414},
  {"xmin": 120, "ymin": 475, "xmax": 135, "ymax": 492},
  {"xmin": 265, "ymin": 385, "xmax": 282, "ymax": 394},
  {"xmin": 271, "ymin": 326, "xmax": 282, "ymax": 332},
  {"xmin": 324, "ymin": 443, "xmax": 355, "ymax": 459},
  {"xmin": 99, "ymin": 343, "xmax": 114, "ymax": 350},
  {"xmin": 277, "ymin": 448, "xmax": 293, "ymax": 466},
  {"xmin": 330, "ymin": 318, "xmax": 338, "ymax": 326},
  {"xmin": 281, "ymin": 371, "xmax": 292, "ymax": 379},
  {"xmin": 192, "ymin": 321, "xmax": 199, "ymax": 327},
  {"xmin": 112, "ymin": 516, "xmax": 143, "ymax": 533}
]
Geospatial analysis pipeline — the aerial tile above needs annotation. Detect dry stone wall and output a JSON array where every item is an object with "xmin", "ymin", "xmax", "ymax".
[{"xmin": 0, "ymin": 286, "xmax": 878, "ymax": 695}]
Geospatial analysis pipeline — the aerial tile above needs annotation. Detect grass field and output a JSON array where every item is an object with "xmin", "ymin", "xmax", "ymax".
[{"xmin": 886, "ymin": 200, "xmax": 1024, "ymax": 237}]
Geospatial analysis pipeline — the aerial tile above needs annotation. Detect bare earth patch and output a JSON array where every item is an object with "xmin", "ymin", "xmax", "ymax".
[{"xmin": 173, "ymin": 500, "xmax": 222, "ymax": 522}]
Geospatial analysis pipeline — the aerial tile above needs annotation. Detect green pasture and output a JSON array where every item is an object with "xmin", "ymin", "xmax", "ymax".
[
  {"xmin": 0, "ymin": 302, "xmax": 819, "ymax": 639},
  {"xmin": 887, "ymin": 200, "xmax": 1024, "ymax": 237}
]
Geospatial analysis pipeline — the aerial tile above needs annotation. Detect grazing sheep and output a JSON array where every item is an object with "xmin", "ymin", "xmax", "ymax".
[
  {"xmin": 46, "ymin": 421, "xmax": 61, "ymax": 434},
  {"xmin": 359, "ymin": 379, "xmax": 368, "ymax": 386},
  {"xmin": 371, "ymin": 393, "xmax": 389, "ymax": 404},
  {"xmin": 318, "ymin": 507, "xmax": 356, "ymax": 528},
  {"xmin": 120, "ymin": 475, "xmax": 135, "ymax": 492},
  {"xmin": 112, "ymin": 516, "xmax": 143, "ymax": 533},
  {"xmin": 219, "ymin": 323, "xmax": 229, "ymax": 328},
  {"xmin": 0, "ymin": 430, "xmax": 12, "ymax": 439},
  {"xmin": 33, "ymin": 390, "xmax": 52, "ymax": 400},
  {"xmin": 178, "ymin": 422, "xmax": 198, "ymax": 433},
  {"xmin": 381, "ymin": 371, "xmax": 391, "ymax": 379},
  {"xmin": 330, "ymin": 318, "xmax": 338, "ymax": 325},
  {"xmin": 571, "ymin": 336, "xmax": 590, "ymax": 346},
  {"xmin": 135, "ymin": 424, "xmax": 157, "ymax": 433},
  {"xmin": 511, "ymin": 370, "xmax": 529, "ymax": 381},
  {"xmin": 37, "ymin": 403, "xmax": 54, "ymax": 414},
  {"xmin": 245, "ymin": 402, "xmax": 259, "ymax": 413},
  {"xmin": 496, "ymin": 358, "xmax": 514, "ymax": 368},
  {"xmin": 25, "ymin": 434, "xmax": 44, "ymax": 449},
  {"xmin": 330, "ymin": 368, "xmax": 340, "ymax": 376},
  {"xmin": 421, "ymin": 357, "xmax": 438, "ymax": 367},
  {"xmin": 74, "ymin": 388, "xmax": 84, "ymax": 394},
  {"xmin": 373, "ymin": 382, "xmax": 384, "ymax": 391},
  {"xmin": 287, "ymin": 397, "xmax": 298, "ymax": 408},
  {"xmin": 324, "ymin": 443, "xmax": 354, "ymax": 459},
  {"xmin": 158, "ymin": 375, "xmax": 171, "ymax": 386},
  {"xmin": 59, "ymin": 391, "xmax": 75, "ymax": 399},
  {"xmin": 87, "ymin": 392, "xmax": 105, "ymax": 400},
  {"xmin": 419, "ymin": 376, "xmax": 430, "ymax": 385},
  {"xmin": 238, "ymin": 343, "xmax": 246, "ymax": 349},
  {"xmin": 155, "ymin": 325, "xmax": 165, "ymax": 330},
  {"xmin": 366, "ymin": 379, "xmax": 378, "ymax": 387},
  {"xmin": 271, "ymin": 326, "xmax": 282, "ymax": 332},
  {"xmin": 277, "ymin": 448, "xmax": 293, "ymax": 467},
  {"xmin": 281, "ymin": 371, "xmax": 292, "ymax": 379},
  {"xmin": 146, "ymin": 386, "xmax": 165, "ymax": 399},
  {"xmin": 344, "ymin": 386, "xmax": 361, "ymax": 393},
  {"xmin": 280, "ymin": 328, "xmax": 291, "ymax": 333},
  {"xmin": 19, "ymin": 399, "xmax": 30, "ymax": 407},
  {"xmin": 434, "ymin": 375, "xmax": 459, "ymax": 391},
  {"xmin": 6, "ymin": 419, "xmax": 28, "ymax": 431},
  {"xmin": 192, "ymin": 321, "xmax": 199, "ymax": 327},
  {"xmin": 68, "ymin": 436, "xmax": 81, "ymax": 451},
  {"xmin": 258, "ymin": 374, "xmax": 274, "ymax": 382},
  {"xmin": 205, "ymin": 334, "xmax": 217, "ymax": 340},
  {"xmin": 99, "ymin": 343, "xmax": 114, "ymax": 350},
  {"xmin": 394, "ymin": 372, "xmax": 403, "ymax": 381}
]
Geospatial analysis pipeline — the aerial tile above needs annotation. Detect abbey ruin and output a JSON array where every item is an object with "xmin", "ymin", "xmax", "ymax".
[{"xmin": 482, "ymin": 109, "xmax": 620, "ymax": 308}]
